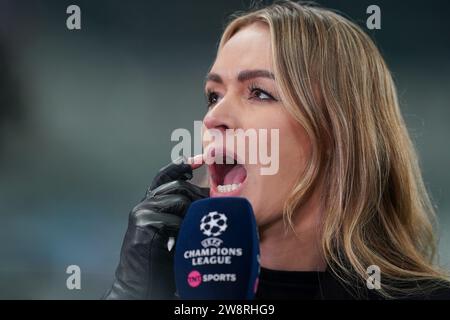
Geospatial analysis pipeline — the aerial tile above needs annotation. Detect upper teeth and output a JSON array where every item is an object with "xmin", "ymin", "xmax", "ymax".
[{"xmin": 217, "ymin": 184, "xmax": 241, "ymax": 193}]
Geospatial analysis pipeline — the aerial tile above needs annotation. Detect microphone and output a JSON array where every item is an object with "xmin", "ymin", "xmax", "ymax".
[{"xmin": 174, "ymin": 197, "xmax": 260, "ymax": 300}]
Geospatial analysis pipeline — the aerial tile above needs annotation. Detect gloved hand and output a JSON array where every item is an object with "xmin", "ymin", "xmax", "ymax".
[{"xmin": 103, "ymin": 158, "xmax": 209, "ymax": 299}]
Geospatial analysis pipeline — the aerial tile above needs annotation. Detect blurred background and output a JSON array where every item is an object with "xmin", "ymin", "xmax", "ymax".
[{"xmin": 0, "ymin": 0, "xmax": 449, "ymax": 299}]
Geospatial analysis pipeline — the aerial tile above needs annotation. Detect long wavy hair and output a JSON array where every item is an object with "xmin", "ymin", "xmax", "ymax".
[{"xmin": 218, "ymin": 1, "xmax": 448, "ymax": 298}]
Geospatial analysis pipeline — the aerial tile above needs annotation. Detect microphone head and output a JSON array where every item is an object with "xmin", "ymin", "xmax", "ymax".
[{"xmin": 174, "ymin": 197, "xmax": 260, "ymax": 300}]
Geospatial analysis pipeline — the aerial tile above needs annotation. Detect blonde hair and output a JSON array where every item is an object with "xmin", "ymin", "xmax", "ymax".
[{"xmin": 219, "ymin": 1, "xmax": 448, "ymax": 298}]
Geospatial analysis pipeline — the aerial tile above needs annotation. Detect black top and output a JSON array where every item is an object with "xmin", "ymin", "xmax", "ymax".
[
  {"xmin": 256, "ymin": 267, "xmax": 326, "ymax": 300},
  {"xmin": 255, "ymin": 267, "xmax": 450, "ymax": 300}
]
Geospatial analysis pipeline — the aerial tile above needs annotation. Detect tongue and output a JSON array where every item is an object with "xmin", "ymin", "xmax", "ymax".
[{"xmin": 223, "ymin": 164, "xmax": 247, "ymax": 185}]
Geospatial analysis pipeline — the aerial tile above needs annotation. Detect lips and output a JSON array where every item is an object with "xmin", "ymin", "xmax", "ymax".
[{"xmin": 207, "ymin": 148, "xmax": 248, "ymax": 197}]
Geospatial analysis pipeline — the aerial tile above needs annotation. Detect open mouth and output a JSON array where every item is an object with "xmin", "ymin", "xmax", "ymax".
[{"xmin": 208, "ymin": 151, "xmax": 247, "ymax": 196}]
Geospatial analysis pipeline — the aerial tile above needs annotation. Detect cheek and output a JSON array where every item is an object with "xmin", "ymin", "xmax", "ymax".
[
  {"xmin": 246, "ymin": 173, "xmax": 291, "ymax": 226},
  {"xmin": 265, "ymin": 110, "xmax": 310, "ymax": 180},
  {"xmin": 243, "ymin": 176, "xmax": 282, "ymax": 225},
  {"xmin": 279, "ymin": 113, "xmax": 311, "ymax": 174},
  {"xmin": 251, "ymin": 115, "xmax": 311, "ymax": 221}
]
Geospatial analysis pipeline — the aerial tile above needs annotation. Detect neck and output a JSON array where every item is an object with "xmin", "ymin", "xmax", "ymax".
[{"xmin": 258, "ymin": 192, "xmax": 326, "ymax": 272}]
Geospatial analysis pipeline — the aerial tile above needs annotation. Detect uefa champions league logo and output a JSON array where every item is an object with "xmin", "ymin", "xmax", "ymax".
[{"xmin": 200, "ymin": 211, "xmax": 228, "ymax": 237}]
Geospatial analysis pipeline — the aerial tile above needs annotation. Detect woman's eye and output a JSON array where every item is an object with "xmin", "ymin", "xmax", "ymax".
[
  {"xmin": 206, "ymin": 91, "xmax": 220, "ymax": 108},
  {"xmin": 250, "ymin": 87, "xmax": 277, "ymax": 102}
]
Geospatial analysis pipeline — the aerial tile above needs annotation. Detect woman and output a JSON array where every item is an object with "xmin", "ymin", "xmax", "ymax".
[{"xmin": 104, "ymin": 1, "xmax": 450, "ymax": 299}]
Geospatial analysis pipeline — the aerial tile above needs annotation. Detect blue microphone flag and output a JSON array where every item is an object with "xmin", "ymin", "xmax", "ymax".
[{"xmin": 174, "ymin": 197, "xmax": 260, "ymax": 300}]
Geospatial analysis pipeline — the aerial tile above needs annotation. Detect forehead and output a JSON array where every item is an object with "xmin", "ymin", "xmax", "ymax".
[{"xmin": 210, "ymin": 22, "xmax": 273, "ymax": 79}]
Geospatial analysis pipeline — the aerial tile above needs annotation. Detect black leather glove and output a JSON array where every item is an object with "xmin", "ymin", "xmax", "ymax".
[{"xmin": 103, "ymin": 159, "xmax": 209, "ymax": 299}]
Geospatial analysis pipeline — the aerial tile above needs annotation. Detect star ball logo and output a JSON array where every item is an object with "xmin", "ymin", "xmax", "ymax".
[{"xmin": 200, "ymin": 211, "xmax": 228, "ymax": 237}]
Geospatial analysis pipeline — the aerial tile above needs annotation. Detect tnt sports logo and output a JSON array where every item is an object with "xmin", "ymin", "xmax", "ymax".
[
  {"xmin": 200, "ymin": 211, "xmax": 228, "ymax": 237},
  {"xmin": 187, "ymin": 270, "xmax": 202, "ymax": 288}
]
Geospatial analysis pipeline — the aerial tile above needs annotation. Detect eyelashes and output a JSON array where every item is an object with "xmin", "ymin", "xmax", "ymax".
[
  {"xmin": 205, "ymin": 89, "xmax": 220, "ymax": 109},
  {"xmin": 205, "ymin": 84, "xmax": 278, "ymax": 109},
  {"xmin": 248, "ymin": 82, "xmax": 278, "ymax": 102}
]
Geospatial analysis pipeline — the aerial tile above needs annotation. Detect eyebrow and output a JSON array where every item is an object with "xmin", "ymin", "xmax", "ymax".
[{"xmin": 205, "ymin": 69, "xmax": 275, "ymax": 84}]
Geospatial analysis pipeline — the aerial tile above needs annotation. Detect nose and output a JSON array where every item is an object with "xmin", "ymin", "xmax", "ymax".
[
  {"xmin": 203, "ymin": 98, "xmax": 238, "ymax": 133},
  {"xmin": 203, "ymin": 114, "xmax": 228, "ymax": 134},
  {"xmin": 202, "ymin": 96, "xmax": 240, "ymax": 158}
]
